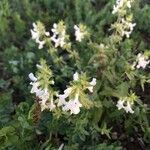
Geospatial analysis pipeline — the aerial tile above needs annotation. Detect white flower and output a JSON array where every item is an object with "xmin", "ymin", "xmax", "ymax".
[
  {"xmin": 51, "ymin": 24, "xmax": 66, "ymax": 48},
  {"xmin": 51, "ymin": 35, "xmax": 59, "ymax": 47},
  {"xmin": 36, "ymin": 64, "xmax": 42, "ymax": 69},
  {"xmin": 87, "ymin": 86, "xmax": 94, "ymax": 93},
  {"xmin": 62, "ymin": 92, "xmax": 82, "ymax": 114},
  {"xmin": 40, "ymin": 88, "xmax": 49, "ymax": 101},
  {"xmin": 51, "ymin": 36, "xmax": 66, "ymax": 48},
  {"xmin": 69, "ymin": 100, "xmax": 82, "ymax": 114},
  {"xmin": 29, "ymin": 73, "xmax": 37, "ymax": 82},
  {"xmin": 36, "ymin": 40, "xmax": 45, "ymax": 49},
  {"xmin": 59, "ymin": 37, "xmax": 65, "ymax": 47},
  {"xmin": 74, "ymin": 25, "xmax": 85, "ymax": 42},
  {"xmin": 58, "ymin": 143, "xmax": 64, "ymax": 150},
  {"xmin": 38, "ymin": 88, "xmax": 50, "ymax": 111},
  {"xmin": 30, "ymin": 82, "xmax": 40, "ymax": 94},
  {"xmin": 29, "ymin": 73, "xmax": 40, "ymax": 94},
  {"xmin": 37, "ymin": 88, "xmax": 56, "ymax": 112},
  {"xmin": 31, "ymin": 23, "xmax": 39, "ymax": 40},
  {"xmin": 31, "ymin": 22, "xmax": 46, "ymax": 49},
  {"xmin": 87, "ymin": 78, "xmax": 97, "ymax": 92},
  {"xmin": 116, "ymin": 97, "xmax": 135, "ymax": 114},
  {"xmin": 57, "ymin": 94, "xmax": 67, "ymax": 106},
  {"xmin": 47, "ymin": 97, "xmax": 56, "ymax": 111},
  {"xmin": 31, "ymin": 29, "xmax": 39, "ymax": 40},
  {"xmin": 57, "ymin": 87, "xmax": 72, "ymax": 106},
  {"xmin": 35, "ymin": 89, "xmax": 44, "ymax": 97},
  {"xmin": 51, "ymin": 23, "xmax": 66, "ymax": 48},
  {"xmin": 128, "ymin": 22, "xmax": 136, "ymax": 31},
  {"xmin": 90, "ymin": 78, "xmax": 97, "ymax": 86},
  {"xmin": 51, "ymin": 80, "xmax": 55, "ymax": 85},
  {"xmin": 116, "ymin": 99, "xmax": 125, "ymax": 110},
  {"xmin": 131, "ymin": 53, "xmax": 149, "ymax": 70},
  {"xmin": 33, "ymin": 23, "xmax": 38, "ymax": 31},
  {"xmin": 64, "ymin": 87, "xmax": 73, "ymax": 96},
  {"xmin": 121, "ymin": 18, "xmax": 136, "ymax": 38},
  {"xmin": 112, "ymin": 0, "xmax": 124, "ymax": 14},
  {"xmin": 127, "ymin": 1, "xmax": 131, "ymax": 8},
  {"xmin": 51, "ymin": 23, "xmax": 58, "ymax": 35},
  {"xmin": 45, "ymin": 31, "xmax": 50, "ymax": 36},
  {"xmin": 124, "ymin": 31, "xmax": 132, "ymax": 38},
  {"xmin": 73, "ymin": 72, "xmax": 79, "ymax": 81},
  {"xmin": 136, "ymin": 53, "xmax": 149, "ymax": 69},
  {"xmin": 112, "ymin": 0, "xmax": 132, "ymax": 14},
  {"xmin": 124, "ymin": 101, "xmax": 134, "ymax": 113},
  {"xmin": 112, "ymin": 6, "xmax": 118, "ymax": 14}
]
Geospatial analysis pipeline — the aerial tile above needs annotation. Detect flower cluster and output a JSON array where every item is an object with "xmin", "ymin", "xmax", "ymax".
[
  {"xmin": 57, "ymin": 72, "xmax": 96, "ymax": 114},
  {"xmin": 51, "ymin": 22, "xmax": 69, "ymax": 48},
  {"xmin": 111, "ymin": 0, "xmax": 136, "ymax": 39},
  {"xmin": 31, "ymin": 21, "xmax": 88, "ymax": 51},
  {"xmin": 29, "ymin": 71, "xmax": 96, "ymax": 115},
  {"xmin": 112, "ymin": 0, "xmax": 133, "ymax": 14},
  {"xmin": 116, "ymin": 93, "xmax": 137, "ymax": 113},
  {"xmin": 116, "ymin": 98, "xmax": 134, "ymax": 113},
  {"xmin": 120, "ymin": 18, "xmax": 136, "ymax": 38},
  {"xmin": 30, "ymin": 22, "xmax": 50, "ymax": 49},
  {"xmin": 132, "ymin": 53, "xmax": 150, "ymax": 69},
  {"xmin": 29, "ymin": 73, "xmax": 56, "ymax": 111},
  {"xmin": 57, "ymin": 90, "xmax": 82, "ymax": 115},
  {"xmin": 74, "ymin": 25, "xmax": 88, "ymax": 42}
]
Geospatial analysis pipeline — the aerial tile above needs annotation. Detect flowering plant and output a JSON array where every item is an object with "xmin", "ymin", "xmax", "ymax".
[
  {"xmin": 0, "ymin": 0, "xmax": 150, "ymax": 149},
  {"xmin": 29, "ymin": 0, "xmax": 149, "ymax": 117}
]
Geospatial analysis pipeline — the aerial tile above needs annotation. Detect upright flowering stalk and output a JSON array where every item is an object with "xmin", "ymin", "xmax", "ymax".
[
  {"xmin": 132, "ymin": 53, "xmax": 150, "ymax": 70},
  {"xmin": 30, "ymin": 21, "xmax": 89, "ymax": 67},
  {"xmin": 29, "ymin": 59, "xmax": 56, "ymax": 112},
  {"xmin": 74, "ymin": 24, "xmax": 88, "ymax": 42},
  {"xmin": 120, "ymin": 18, "xmax": 136, "ymax": 38},
  {"xmin": 30, "ymin": 22, "xmax": 50, "ymax": 49},
  {"xmin": 116, "ymin": 93, "xmax": 138, "ymax": 114},
  {"xmin": 112, "ymin": 0, "xmax": 133, "ymax": 15},
  {"xmin": 111, "ymin": 0, "xmax": 136, "ymax": 41},
  {"xmin": 29, "ymin": 71, "xmax": 96, "ymax": 115},
  {"xmin": 29, "ymin": 20, "xmax": 97, "ymax": 115},
  {"xmin": 30, "ymin": 21, "xmax": 72, "ymax": 53},
  {"xmin": 51, "ymin": 21, "xmax": 71, "ymax": 49},
  {"xmin": 57, "ymin": 72, "xmax": 96, "ymax": 115}
]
